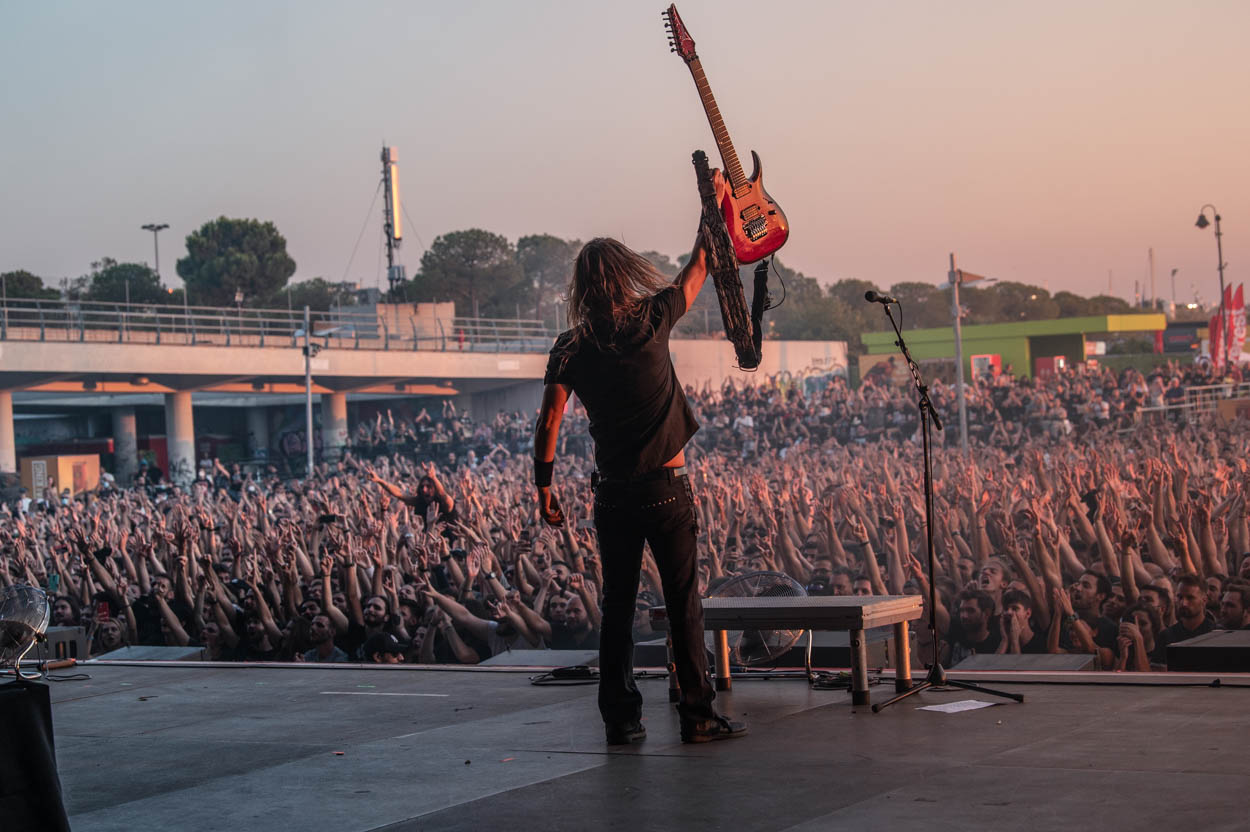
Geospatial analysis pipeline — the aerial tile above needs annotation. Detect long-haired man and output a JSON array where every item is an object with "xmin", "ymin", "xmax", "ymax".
[{"xmin": 534, "ymin": 170, "xmax": 747, "ymax": 744}]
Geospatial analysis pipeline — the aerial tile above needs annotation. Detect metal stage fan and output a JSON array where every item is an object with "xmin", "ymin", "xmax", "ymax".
[
  {"xmin": 0, "ymin": 585, "xmax": 50, "ymax": 680},
  {"xmin": 706, "ymin": 571, "xmax": 807, "ymax": 666}
]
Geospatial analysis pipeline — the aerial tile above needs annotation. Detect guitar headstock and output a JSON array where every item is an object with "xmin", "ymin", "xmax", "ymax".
[{"xmin": 663, "ymin": 4, "xmax": 697, "ymax": 64}]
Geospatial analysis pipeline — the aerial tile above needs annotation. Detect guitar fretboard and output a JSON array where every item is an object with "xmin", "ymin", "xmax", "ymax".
[{"xmin": 687, "ymin": 58, "xmax": 747, "ymax": 193}]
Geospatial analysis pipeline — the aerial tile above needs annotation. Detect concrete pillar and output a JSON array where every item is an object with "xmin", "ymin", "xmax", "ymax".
[
  {"xmin": 246, "ymin": 407, "xmax": 270, "ymax": 460},
  {"xmin": 111, "ymin": 407, "xmax": 138, "ymax": 485},
  {"xmin": 320, "ymin": 392, "xmax": 348, "ymax": 461},
  {"xmin": 164, "ymin": 392, "xmax": 195, "ymax": 486},
  {"xmin": 0, "ymin": 391, "xmax": 15, "ymax": 474}
]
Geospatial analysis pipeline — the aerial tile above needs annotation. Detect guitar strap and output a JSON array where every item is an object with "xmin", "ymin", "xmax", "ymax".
[
  {"xmin": 692, "ymin": 150, "xmax": 769, "ymax": 370},
  {"xmin": 749, "ymin": 259, "xmax": 769, "ymax": 364}
]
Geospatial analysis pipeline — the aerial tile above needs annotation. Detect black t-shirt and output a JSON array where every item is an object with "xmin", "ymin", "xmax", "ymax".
[
  {"xmin": 549, "ymin": 625, "xmax": 600, "ymax": 651},
  {"xmin": 1058, "ymin": 615, "xmax": 1118, "ymax": 653},
  {"xmin": 545, "ymin": 286, "xmax": 697, "ymax": 478},
  {"xmin": 1019, "ymin": 628, "xmax": 1049, "ymax": 654},
  {"xmin": 944, "ymin": 616, "xmax": 1002, "ymax": 662},
  {"xmin": 1160, "ymin": 616, "xmax": 1214, "ymax": 648},
  {"xmin": 132, "ymin": 595, "xmax": 194, "ymax": 646},
  {"xmin": 231, "ymin": 642, "xmax": 282, "ymax": 662}
]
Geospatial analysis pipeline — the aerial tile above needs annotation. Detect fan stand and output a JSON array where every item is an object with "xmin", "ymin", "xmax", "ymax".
[
  {"xmin": 0, "ymin": 635, "xmax": 44, "ymax": 682},
  {"xmin": 869, "ymin": 302, "xmax": 1024, "ymax": 713}
]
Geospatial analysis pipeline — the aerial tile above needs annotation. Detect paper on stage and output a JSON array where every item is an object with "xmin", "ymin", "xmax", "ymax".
[{"xmin": 916, "ymin": 699, "xmax": 999, "ymax": 713}]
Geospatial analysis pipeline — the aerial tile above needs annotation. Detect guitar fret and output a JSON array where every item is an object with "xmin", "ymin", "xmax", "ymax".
[{"xmin": 687, "ymin": 59, "xmax": 747, "ymax": 189}]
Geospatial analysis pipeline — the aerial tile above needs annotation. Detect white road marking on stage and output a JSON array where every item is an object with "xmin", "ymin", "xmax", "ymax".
[{"xmin": 319, "ymin": 691, "xmax": 449, "ymax": 697}]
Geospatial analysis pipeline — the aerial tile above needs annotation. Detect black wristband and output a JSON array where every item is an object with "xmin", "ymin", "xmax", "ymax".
[{"xmin": 534, "ymin": 459, "xmax": 554, "ymax": 488}]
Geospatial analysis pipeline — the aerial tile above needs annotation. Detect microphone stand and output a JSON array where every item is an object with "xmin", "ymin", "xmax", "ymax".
[{"xmin": 870, "ymin": 299, "xmax": 1024, "ymax": 712}]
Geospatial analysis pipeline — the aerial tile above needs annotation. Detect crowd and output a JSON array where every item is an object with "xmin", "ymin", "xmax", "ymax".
[{"xmin": 3, "ymin": 360, "xmax": 1249, "ymax": 673}]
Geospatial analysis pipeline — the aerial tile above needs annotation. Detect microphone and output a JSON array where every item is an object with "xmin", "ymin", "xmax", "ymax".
[{"xmin": 864, "ymin": 290, "xmax": 899, "ymax": 304}]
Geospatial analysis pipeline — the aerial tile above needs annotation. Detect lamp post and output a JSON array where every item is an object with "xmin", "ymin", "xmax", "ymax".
[
  {"xmin": 234, "ymin": 288, "xmax": 244, "ymax": 339},
  {"xmin": 1195, "ymin": 205, "xmax": 1227, "ymax": 370},
  {"xmin": 948, "ymin": 254, "xmax": 995, "ymax": 455},
  {"xmin": 142, "ymin": 223, "xmax": 184, "ymax": 331},
  {"xmin": 140, "ymin": 223, "xmax": 168, "ymax": 280},
  {"xmin": 298, "ymin": 307, "xmax": 317, "ymax": 477}
]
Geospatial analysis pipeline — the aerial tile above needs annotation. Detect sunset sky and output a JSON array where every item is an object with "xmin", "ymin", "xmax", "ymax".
[{"xmin": 3, "ymin": 0, "xmax": 1247, "ymax": 306}]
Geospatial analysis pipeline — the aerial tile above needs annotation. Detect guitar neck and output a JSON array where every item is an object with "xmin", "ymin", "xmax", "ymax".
[{"xmin": 686, "ymin": 58, "xmax": 747, "ymax": 192}]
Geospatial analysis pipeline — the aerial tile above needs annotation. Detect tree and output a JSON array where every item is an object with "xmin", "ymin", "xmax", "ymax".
[
  {"xmin": 517, "ymin": 234, "xmax": 580, "ymax": 325},
  {"xmin": 886, "ymin": 281, "xmax": 953, "ymax": 330},
  {"xmin": 958, "ymin": 284, "xmax": 1003, "ymax": 324},
  {"xmin": 0, "ymin": 270, "xmax": 59, "ymax": 300},
  {"xmin": 176, "ymin": 217, "xmax": 296, "ymax": 307},
  {"xmin": 639, "ymin": 250, "xmax": 681, "ymax": 278},
  {"xmin": 766, "ymin": 272, "xmax": 837, "ymax": 340},
  {"xmin": 1055, "ymin": 291, "xmax": 1131, "ymax": 317},
  {"xmin": 267, "ymin": 278, "xmax": 360, "ymax": 312},
  {"xmin": 991, "ymin": 282, "xmax": 1060, "ymax": 321},
  {"xmin": 413, "ymin": 229, "xmax": 522, "ymax": 318},
  {"xmin": 80, "ymin": 258, "xmax": 169, "ymax": 304}
]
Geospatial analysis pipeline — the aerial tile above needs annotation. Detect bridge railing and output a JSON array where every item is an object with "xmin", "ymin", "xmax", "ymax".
[
  {"xmin": 1118, "ymin": 382, "xmax": 1250, "ymax": 431},
  {"xmin": 0, "ymin": 297, "xmax": 558, "ymax": 353}
]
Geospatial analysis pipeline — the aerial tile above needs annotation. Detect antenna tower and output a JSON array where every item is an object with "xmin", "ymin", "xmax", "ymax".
[{"xmin": 381, "ymin": 146, "xmax": 405, "ymax": 298}]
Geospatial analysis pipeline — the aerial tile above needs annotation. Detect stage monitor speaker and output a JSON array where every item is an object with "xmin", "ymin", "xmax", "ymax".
[
  {"xmin": 0, "ymin": 681, "xmax": 72, "ymax": 832},
  {"xmin": 480, "ymin": 649, "xmax": 599, "ymax": 667},
  {"xmin": 1166, "ymin": 630, "xmax": 1250, "ymax": 672},
  {"xmin": 30, "ymin": 626, "xmax": 89, "ymax": 663},
  {"xmin": 952, "ymin": 653, "xmax": 1096, "ymax": 671},
  {"xmin": 92, "ymin": 645, "xmax": 206, "ymax": 661}
]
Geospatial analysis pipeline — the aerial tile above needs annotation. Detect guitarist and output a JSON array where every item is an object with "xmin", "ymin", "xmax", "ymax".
[{"xmin": 534, "ymin": 169, "xmax": 747, "ymax": 745}]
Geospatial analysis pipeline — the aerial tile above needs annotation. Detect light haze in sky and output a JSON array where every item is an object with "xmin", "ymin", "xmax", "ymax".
[{"xmin": 3, "ymin": 0, "xmax": 1247, "ymax": 306}]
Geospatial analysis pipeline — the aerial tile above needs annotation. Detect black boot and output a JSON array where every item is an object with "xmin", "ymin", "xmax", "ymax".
[
  {"xmin": 605, "ymin": 720, "xmax": 647, "ymax": 745},
  {"xmin": 680, "ymin": 714, "xmax": 748, "ymax": 744}
]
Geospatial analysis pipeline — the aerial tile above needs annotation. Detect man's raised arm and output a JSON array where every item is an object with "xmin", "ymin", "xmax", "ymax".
[{"xmin": 534, "ymin": 383, "xmax": 570, "ymax": 527}]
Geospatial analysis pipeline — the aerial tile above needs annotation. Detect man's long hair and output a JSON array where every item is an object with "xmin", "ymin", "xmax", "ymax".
[{"xmin": 565, "ymin": 238, "xmax": 671, "ymax": 348}]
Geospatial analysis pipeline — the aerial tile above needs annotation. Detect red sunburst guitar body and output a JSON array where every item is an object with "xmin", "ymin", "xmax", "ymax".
[
  {"xmin": 664, "ymin": 4, "xmax": 789, "ymax": 264},
  {"xmin": 717, "ymin": 149, "xmax": 788, "ymax": 263}
]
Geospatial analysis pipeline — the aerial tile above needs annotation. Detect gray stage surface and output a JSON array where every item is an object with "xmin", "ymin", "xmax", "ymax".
[{"xmin": 47, "ymin": 662, "xmax": 1250, "ymax": 832}]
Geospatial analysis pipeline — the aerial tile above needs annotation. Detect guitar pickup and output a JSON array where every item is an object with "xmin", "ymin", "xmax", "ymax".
[{"xmin": 743, "ymin": 216, "xmax": 768, "ymax": 240}]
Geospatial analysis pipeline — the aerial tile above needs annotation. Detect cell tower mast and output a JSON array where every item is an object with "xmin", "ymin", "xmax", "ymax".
[{"xmin": 381, "ymin": 146, "xmax": 405, "ymax": 298}]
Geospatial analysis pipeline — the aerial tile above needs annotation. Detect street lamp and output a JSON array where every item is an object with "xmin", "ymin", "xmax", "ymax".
[
  {"xmin": 140, "ymin": 223, "xmax": 169, "ymax": 282},
  {"xmin": 948, "ymin": 253, "xmax": 996, "ymax": 455},
  {"xmin": 293, "ymin": 314, "xmax": 344, "ymax": 478},
  {"xmin": 1195, "ymin": 205, "xmax": 1227, "ymax": 370},
  {"xmin": 295, "ymin": 309, "xmax": 319, "ymax": 478}
]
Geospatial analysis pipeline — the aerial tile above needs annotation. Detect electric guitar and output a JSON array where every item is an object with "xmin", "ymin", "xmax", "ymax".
[{"xmin": 664, "ymin": 4, "xmax": 789, "ymax": 264}]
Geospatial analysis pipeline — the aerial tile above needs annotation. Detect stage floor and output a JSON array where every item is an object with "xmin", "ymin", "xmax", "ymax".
[{"xmin": 49, "ymin": 662, "xmax": 1250, "ymax": 832}]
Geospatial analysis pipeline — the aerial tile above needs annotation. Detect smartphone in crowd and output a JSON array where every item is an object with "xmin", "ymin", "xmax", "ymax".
[{"xmin": 96, "ymin": 601, "xmax": 111, "ymax": 623}]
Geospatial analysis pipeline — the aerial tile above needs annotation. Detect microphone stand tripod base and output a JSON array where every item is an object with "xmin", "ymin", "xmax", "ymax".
[{"xmin": 872, "ymin": 660, "xmax": 1025, "ymax": 713}]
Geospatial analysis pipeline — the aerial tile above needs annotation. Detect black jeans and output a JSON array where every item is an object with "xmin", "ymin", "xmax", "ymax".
[{"xmin": 593, "ymin": 471, "xmax": 715, "ymax": 724}]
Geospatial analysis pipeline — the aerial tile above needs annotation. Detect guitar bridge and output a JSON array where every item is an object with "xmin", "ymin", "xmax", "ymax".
[{"xmin": 743, "ymin": 216, "xmax": 768, "ymax": 241}]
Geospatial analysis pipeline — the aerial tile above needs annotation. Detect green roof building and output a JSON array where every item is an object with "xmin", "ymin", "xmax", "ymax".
[{"xmin": 860, "ymin": 313, "xmax": 1168, "ymax": 379}]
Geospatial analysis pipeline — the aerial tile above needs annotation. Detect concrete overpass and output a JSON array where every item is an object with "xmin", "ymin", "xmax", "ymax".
[
  {"xmin": 0, "ymin": 297, "xmax": 848, "ymax": 486},
  {"xmin": 0, "ymin": 298, "xmax": 550, "ymax": 485}
]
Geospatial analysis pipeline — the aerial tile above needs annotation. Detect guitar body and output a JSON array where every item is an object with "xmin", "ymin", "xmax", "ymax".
[{"xmin": 720, "ymin": 150, "xmax": 789, "ymax": 264}]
